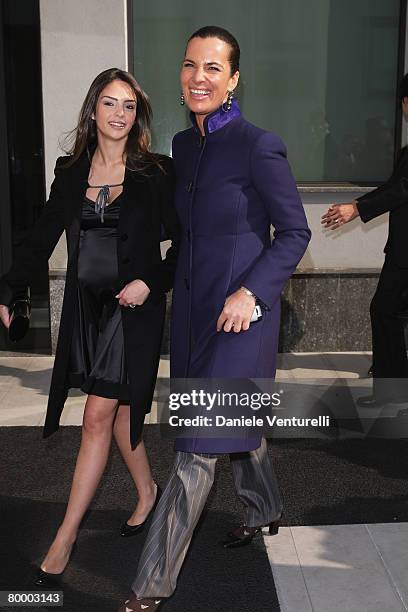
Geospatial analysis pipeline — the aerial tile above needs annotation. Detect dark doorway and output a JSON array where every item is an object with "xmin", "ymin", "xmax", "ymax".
[{"xmin": 0, "ymin": 0, "xmax": 51, "ymax": 353}]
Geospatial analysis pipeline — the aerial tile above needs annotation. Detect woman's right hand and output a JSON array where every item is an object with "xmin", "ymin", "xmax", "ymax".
[
  {"xmin": 321, "ymin": 201, "xmax": 359, "ymax": 229},
  {"xmin": 0, "ymin": 305, "xmax": 11, "ymax": 329}
]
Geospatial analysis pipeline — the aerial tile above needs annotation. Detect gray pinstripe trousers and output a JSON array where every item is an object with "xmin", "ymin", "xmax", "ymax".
[{"xmin": 132, "ymin": 437, "xmax": 282, "ymax": 598}]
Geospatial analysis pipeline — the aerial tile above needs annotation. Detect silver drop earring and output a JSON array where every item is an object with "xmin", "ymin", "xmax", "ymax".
[
  {"xmin": 226, "ymin": 90, "xmax": 234, "ymax": 111},
  {"xmin": 180, "ymin": 92, "xmax": 185, "ymax": 106}
]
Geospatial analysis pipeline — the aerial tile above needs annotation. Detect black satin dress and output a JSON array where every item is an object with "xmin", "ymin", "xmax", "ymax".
[{"xmin": 67, "ymin": 194, "xmax": 130, "ymax": 401}]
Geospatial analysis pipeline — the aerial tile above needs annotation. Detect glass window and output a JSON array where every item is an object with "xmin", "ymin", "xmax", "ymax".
[{"xmin": 130, "ymin": 0, "xmax": 401, "ymax": 183}]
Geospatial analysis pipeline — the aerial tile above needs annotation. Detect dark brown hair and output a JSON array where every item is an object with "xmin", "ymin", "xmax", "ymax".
[
  {"xmin": 62, "ymin": 68, "xmax": 162, "ymax": 172},
  {"xmin": 186, "ymin": 26, "xmax": 240, "ymax": 76}
]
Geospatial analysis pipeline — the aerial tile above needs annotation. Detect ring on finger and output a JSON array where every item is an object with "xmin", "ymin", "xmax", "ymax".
[{"xmin": 129, "ymin": 303, "xmax": 136, "ymax": 309}]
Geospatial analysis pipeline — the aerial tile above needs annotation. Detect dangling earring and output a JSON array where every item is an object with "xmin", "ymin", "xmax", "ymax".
[
  {"xmin": 222, "ymin": 90, "xmax": 234, "ymax": 112},
  {"xmin": 180, "ymin": 92, "xmax": 185, "ymax": 106}
]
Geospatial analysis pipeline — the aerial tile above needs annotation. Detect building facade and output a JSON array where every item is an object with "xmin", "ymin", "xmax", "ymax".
[{"xmin": 1, "ymin": 0, "xmax": 407, "ymax": 353}]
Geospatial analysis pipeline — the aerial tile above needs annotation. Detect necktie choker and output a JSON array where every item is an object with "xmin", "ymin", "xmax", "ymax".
[{"xmin": 87, "ymin": 182, "xmax": 123, "ymax": 223}]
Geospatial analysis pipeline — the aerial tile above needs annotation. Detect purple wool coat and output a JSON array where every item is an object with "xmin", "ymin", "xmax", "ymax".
[{"xmin": 170, "ymin": 100, "xmax": 311, "ymax": 453}]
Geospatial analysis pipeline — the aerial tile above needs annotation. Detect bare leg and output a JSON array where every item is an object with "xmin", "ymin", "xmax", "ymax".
[
  {"xmin": 41, "ymin": 394, "xmax": 118, "ymax": 574},
  {"xmin": 113, "ymin": 404, "xmax": 157, "ymax": 525}
]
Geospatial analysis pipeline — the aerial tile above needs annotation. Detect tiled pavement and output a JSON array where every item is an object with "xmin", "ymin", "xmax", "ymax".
[{"xmin": 1, "ymin": 352, "xmax": 407, "ymax": 612}]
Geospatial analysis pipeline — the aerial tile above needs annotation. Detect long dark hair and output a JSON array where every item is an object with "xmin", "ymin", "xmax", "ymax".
[
  {"xmin": 62, "ymin": 68, "xmax": 162, "ymax": 172},
  {"xmin": 186, "ymin": 26, "xmax": 240, "ymax": 76}
]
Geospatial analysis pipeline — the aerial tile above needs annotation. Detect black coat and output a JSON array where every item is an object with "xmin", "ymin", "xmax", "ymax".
[
  {"xmin": 357, "ymin": 147, "xmax": 408, "ymax": 267},
  {"xmin": 0, "ymin": 151, "xmax": 180, "ymax": 447}
]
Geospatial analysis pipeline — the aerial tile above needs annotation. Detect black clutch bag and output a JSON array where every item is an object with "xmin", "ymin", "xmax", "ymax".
[{"xmin": 8, "ymin": 298, "xmax": 31, "ymax": 342}]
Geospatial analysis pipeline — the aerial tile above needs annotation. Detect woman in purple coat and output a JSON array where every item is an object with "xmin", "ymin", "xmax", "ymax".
[{"xmin": 119, "ymin": 26, "xmax": 310, "ymax": 611}]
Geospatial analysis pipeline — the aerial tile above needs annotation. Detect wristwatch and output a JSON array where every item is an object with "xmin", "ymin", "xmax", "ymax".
[{"xmin": 240, "ymin": 286, "xmax": 256, "ymax": 299}]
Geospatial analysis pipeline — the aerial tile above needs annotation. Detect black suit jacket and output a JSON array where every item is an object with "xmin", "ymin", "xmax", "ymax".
[
  {"xmin": 357, "ymin": 147, "xmax": 408, "ymax": 267},
  {"xmin": 0, "ymin": 151, "xmax": 180, "ymax": 447}
]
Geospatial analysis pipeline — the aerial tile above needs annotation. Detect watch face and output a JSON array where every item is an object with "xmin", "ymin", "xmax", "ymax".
[{"xmin": 250, "ymin": 305, "xmax": 263, "ymax": 323}]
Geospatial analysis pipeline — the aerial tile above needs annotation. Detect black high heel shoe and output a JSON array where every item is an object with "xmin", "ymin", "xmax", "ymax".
[
  {"xmin": 34, "ymin": 568, "xmax": 63, "ymax": 588},
  {"xmin": 120, "ymin": 484, "xmax": 162, "ymax": 537},
  {"xmin": 8, "ymin": 298, "xmax": 30, "ymax": 343},
  {"xmin": 221, "ymin": 514, "xmax": 282, "ymax": 549},
  {"xmin": 34, "ymin": 542, "xmax": 77, "ymax": 587}
]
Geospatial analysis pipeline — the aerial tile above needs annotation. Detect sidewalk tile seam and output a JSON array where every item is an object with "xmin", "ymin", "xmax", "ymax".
[
  {"xmin": 364, "ymin": 524, "xmax": 408, "ymax": 611},
  {"xmin": 285, "ymin": 526, "xmax": 316, "ymax": 612}
]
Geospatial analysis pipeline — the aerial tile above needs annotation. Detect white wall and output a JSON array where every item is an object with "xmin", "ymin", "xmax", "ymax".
[{"xmin": 40, "ymin": 0, "xmax": 128, "ymax": 270}]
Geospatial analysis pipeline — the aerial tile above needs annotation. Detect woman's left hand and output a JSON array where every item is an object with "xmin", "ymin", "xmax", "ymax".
[
  {"xmin": 116, "ymin": 279, "xmax": 150, "ymax": 307},
  {"xmin": 217, "ymin": 289, "xmax": 256, "ymax": 333}
]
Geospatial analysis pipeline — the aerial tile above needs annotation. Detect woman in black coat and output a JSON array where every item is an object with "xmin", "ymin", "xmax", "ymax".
[{"xmin": 0, "ymin": 68, "xmax": 179, "ymax": 584}]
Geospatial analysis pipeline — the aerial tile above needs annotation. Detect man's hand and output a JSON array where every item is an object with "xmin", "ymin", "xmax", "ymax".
[
  {"xmin": 216, "ymin": 288, "xmax": 256, "ymax": 333},
  {"xmin": 321, "ymin": 201, "xmax": 359, "ymax": 229},
  {"xmin": 0, "ymin": 304, "xmax": 11, "ymax": 329},
  {"xmin": 115, "ymin": 279, "xmax": 150, "ymax": 307}
]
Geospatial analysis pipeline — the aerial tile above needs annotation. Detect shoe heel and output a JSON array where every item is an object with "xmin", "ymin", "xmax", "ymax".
[{"xmin": 268, "ymin": 520, "xmax": 279, "ymax": 535}]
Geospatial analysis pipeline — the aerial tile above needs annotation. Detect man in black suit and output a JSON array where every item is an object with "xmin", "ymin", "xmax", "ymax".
[{"xmin": 322, "ymin": 73, "xmax": 408, "ymax": 406}]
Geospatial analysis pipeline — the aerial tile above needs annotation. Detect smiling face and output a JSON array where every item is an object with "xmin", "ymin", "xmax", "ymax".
[
  {"xmin": 94, "ymin": 79, "xmax": 137, "ymax": 142},
  {"xmin": 181, "ymin": 36, "xmax": 239, "ymax": 122}
]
